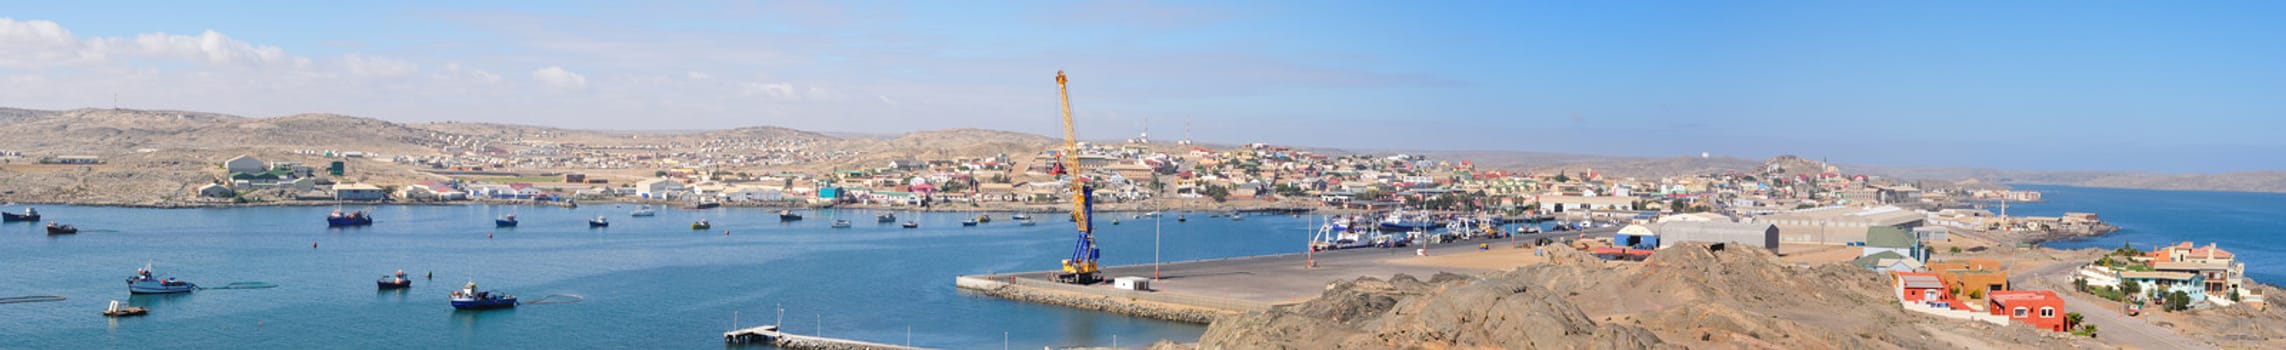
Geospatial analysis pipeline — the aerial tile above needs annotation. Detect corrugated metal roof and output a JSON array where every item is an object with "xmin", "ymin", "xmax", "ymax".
[
  {"xmin": 1866, "ymin": 226, "xmax": 1917, "ymax": 248},
  {"xmin": 1900, "ymin": 275, "xmax": 1945, "ymax": 289}
]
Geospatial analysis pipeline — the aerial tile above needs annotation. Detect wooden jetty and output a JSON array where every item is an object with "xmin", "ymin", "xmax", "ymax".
[{"xmin": 723, "ymin": 325, "xmax": 930, "ymax": 350}]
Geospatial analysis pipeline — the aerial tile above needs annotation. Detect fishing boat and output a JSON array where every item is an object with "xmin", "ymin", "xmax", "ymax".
[
  {"xmin": 1010, "ymin": 214, "xmax": 1032, "ymax": 221},
  {"xmin": 327, "ymin": 209, "xmax": 373, "ymax": 227},
  {"xmin": 126, "ymin": 264, "xmax": 197, "ymax": 294},
  {"xmin": 1, "ymin": 207, "xmax": 38, "ymax": 222},
  {"xmin": 902, "ymin": 221, "xmax": 920, "ymax": 229},
  {"xmin": 1177, "ymin": 215, "xmax": 1186, "ymax": 222},
  {"xmin": 778, "ymin": 210, "xmax": 803, "ymax": 222},
  {"xmin": 587, "ymin": 216, "xmax": 609, "ymax": 227},
  {"xmin": 448, "ymin": 282, "xmax": 517, "ymax": 310},
  {"xmin": 46, "ymin": 222, "xmax": 77, "ymax": 234},
  {"xmin": 1230, "ymin": 213, "xmax": 1245, "ymax": 221},
  {"xmin": 630, "ymin": 206, "xmax": 657, "ymax": 217},
  {"xmin": 960, "ymin": 220, "xmax": 978, "ymax": 227},
  {"xmin": 102, "ymin": 300, "xmax": 148, "ymax": 317},
  {"xmin": 1140, "ymin": 211, "xmax": 1161, "ymax": 218},
  {"xmin": 687, "ymin": 202, "xmax": 721, "ymax": 210},
  {"xmin": 377, "ymin": 270, "xmax": 412, "ymax": 289},
  {"xmin": 1018, "ymin": 219, "xmax": 1037, "ymax": 226},
  {"xmin": 876, "ymin": 213, "xmax": 896, "ymax": 223},
  {"xmin": 975, "ymin": 214, "xmax": 992, "ymax": 224},
  {"xmin": 692, "ymin": 220, "xmax": 712, "ymax": 230},
  {"xmin": 496, "ymin": 214, "xmax": 519, "ymax": 227},
  {"xmin": 1376, "ymin": 210, "xmax": 1445, "ymax": 231},
  {"xmin": 830, "ymin": 220, "xmax": 852, "ymax": 228}
]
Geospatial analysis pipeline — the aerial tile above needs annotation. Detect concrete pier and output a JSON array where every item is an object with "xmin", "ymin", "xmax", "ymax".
[
  {"xmin": 957, "ymin": 227, "xmax": 1619, "ymax": 324},
  {"xmin": 724, "ymin": 325, "xmax": 930, "ymax": 350}
]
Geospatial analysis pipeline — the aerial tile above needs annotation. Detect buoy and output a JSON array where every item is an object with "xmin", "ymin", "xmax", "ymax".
[
  {"xmin": 311, "ymin": 242, "xmax": 318, "ymax": 249},
  {"xmin": 487, "ymin": 233, "xmax": 493, "ymax": 239},
  {"xmin": 724, "ymin": 230, "xmax": 730, "ymax": 236}
]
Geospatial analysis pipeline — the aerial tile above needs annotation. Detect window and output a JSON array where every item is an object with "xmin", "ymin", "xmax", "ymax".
[
  {"xmin": 2039, "ymin": 307, "xmax": 2055, "ymax": 318},
  {"xmin": 2013, "ymin": 307, "xmax": 2028, "ymax": 317}
]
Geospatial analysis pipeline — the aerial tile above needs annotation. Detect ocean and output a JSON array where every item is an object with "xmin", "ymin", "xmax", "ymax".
[
  {"xmin": 2002, "ymin": 185, "xmax": 2286, "ymax": 283},
  {"xmin": 0, "ymin": 205, "xmax": 1319, "ymax": 349}
]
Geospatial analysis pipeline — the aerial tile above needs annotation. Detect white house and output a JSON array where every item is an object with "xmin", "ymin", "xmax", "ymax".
[
  {"xmin": 726, "ymin": 186, "xmax": 783, "ymax": 202},
  {"xmin": 333, "ymin": 183, "xmax": 386, "ymax": 201},
  {"xmin": 197, "ymin": 183, "xmax": 236, "ymax": 198},
  {"xmin": 224, "ymin": 155, "xmax": 266, "ymax": 174},
  {"xmin": 636, "ymin": 179, "xmax": 686, "ymax": 199}
]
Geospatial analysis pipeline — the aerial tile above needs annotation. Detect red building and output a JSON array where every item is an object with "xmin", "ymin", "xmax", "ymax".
[
  {"xmin": 1988, "ymin": 290, "xmax": 2068, "ymax": 332},
  {"xmin": 1894, "ymin": 272, "xmax": 1957, "ymax": 307}
]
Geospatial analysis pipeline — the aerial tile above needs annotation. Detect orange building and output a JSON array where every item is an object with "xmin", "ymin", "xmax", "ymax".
[{"xmin": 1988, "ymin": 290, "xmax": 2068, "ymax": 332}]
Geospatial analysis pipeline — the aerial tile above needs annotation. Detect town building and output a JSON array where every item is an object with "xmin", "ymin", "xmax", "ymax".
[
  {"xmin": 197, "ymin": 183, "xmax": 235, "ymax": 198},
  {"xmin": 1987, "ymin": 290, "xmax": 2067, "ymax": 332},
  {"xmin": 1755, "ymin": 205, "xmax": 1924, "ymax": 244},
  {"xmin": 224, "ymin": 155, "xmax": 266, "ymax": 174},
  {"xmin": 1862, "ymin": 226, "xmax": 1926, "ymax": 263},
  {"xmin": 1650, "ymin": 221, "xmax": 1779, "ymax": 251},
  {"xmin": 333, "ymin": 183, "xmax": 386, "ymax": 201}
]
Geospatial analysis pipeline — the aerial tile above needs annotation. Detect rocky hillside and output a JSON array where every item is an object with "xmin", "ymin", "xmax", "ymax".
[{"xmin": 1193, "ymin": 243, "xmax": 2105, "ymax": 349}]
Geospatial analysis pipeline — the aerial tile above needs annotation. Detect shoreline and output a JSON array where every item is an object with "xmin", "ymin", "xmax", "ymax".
[{"xmin": 0, "ymin": 197, "xmax": 1344, "ymax": 214}]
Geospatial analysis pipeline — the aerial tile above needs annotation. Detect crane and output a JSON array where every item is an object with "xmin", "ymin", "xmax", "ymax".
[{"xmin": 1052, "ymin": 71, "xmax": 1101, "ymax": 285}]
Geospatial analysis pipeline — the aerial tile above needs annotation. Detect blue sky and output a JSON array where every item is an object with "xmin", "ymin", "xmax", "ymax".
[{"xmin": 3, "ymin": 1, "xmax": 2282, "ymax": 173}]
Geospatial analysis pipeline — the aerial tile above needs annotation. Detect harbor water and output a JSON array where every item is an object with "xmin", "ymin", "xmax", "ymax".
[{"xmin": 0, "ymin": 205, "xmax": 1321, "ymax": 349}]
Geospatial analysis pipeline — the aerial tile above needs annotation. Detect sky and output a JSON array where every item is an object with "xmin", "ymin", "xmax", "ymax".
[{"xmin": 3, "ymin": 1, "xmax": 2283, "ymax": 173}]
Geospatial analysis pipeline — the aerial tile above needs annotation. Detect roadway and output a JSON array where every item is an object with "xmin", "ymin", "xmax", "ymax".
[{"xmin": 2014, "ymin": 260, "xmax": 2216, "ymax": 350}]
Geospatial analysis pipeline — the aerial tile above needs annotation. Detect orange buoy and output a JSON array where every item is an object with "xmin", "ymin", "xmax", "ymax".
[{"xmin": 311, "ymin": 242, "xmax": 318, "ymax": 249}]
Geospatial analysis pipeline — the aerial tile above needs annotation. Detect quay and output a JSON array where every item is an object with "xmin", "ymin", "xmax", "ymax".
[
  {"xmin": 724, "ymin": 325, "xmax": 930, "ymax": 350},
  {"xmin": 956, "ymin": 226, "xmax": 1621, "ymax": 324}
]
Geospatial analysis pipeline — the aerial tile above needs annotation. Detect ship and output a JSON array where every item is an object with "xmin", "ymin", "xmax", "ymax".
[
  {"xmin": 126, "ymin": 264, "xmax": 197, "ymax": 294},
  {"xmin": 630, "ymin": 206, "xmax": 656, "ymax": 217},
  {"xmin": 902, "ymin": 221, "xmax": 920, "ymax": 229},
  {"xmin": 46, "ymin": 222, "xmax": 77, "ymax": 234},
  {"xmin": 327, "ymin": 209, "xmax": 374, "ymax": 227},
  {"xmin": 377, "ymin": 270, "xmax": 412, "ymax": 289},
  {"xmin": 1, "ymin": 207, "xmax": 38, "ymax": 222},
  {"xmin": 778, "ymin": 210, "xmax": 803, "ymax": 221},
  {"xmin": 448, "ymin": 282, "xmax": 517, "ymax": 310},
  {"xmin": 877, "ymin": 212, "xmax": 896, "ymax": 223},
  {"xmin": 692, "ymin": 220, "xmax": 712, "ymax": 230},
  {"xmin": 588, "ymin": 216, "xmax": 609, "ymax": 227},
  {"xmin": 830, "ymin": 220, "xmax": 852, "ymax": 228},
  {"xmin": 496, "ymin": 214, "xmax": 518, "ymax": 227},
  {"xmin": 1376, "ymin": 210, "xmax": 1445, "ymax": 231}
]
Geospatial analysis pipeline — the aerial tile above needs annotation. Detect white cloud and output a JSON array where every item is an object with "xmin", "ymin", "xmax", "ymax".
[
  {"xmin": 0, "ymin": 18, "xmax": 103, "ymax": 68},
  {"xmin": 343, "ymin": 54, "xmax": 418, "ymax": 77},
  {"xmin": 439, "ymin": 63, "xmax": 503, "ymax": 83},
  {"xmin": 120, "ymin": 30, "xmax": 303, "ymax": 67},
  {"xmin": 877, "ymin": 95, "xmax": 900, "ymax": 106},
  {"xmin": 741, "ymin": 82, "xmax": 797, "ymax": 99},
  {"xmin": 531, "ymin": 66, "xmax": 588, "ymax": 89},
  {"xmin": 686, "ymin": 71, "xmax": 712, "ymax": 80}
]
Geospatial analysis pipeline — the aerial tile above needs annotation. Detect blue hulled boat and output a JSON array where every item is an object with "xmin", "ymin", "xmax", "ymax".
[
  {"xmin": 327, "ymin": 210, "xmax": 373, "ymax": 227},
  {"xmin": 126, "ymin": 265, "xmax": 197, "ymax": 294},
  {"xmin": 588, "ymin": 216, "xmax": 609, "ymax": 227},
  {"xmin": 449, "ymin": 282, "xmax": 517, "ymax": 310},
  {"xmin": 495, "ymin": 215, "xmax": 518, "ymax": 227}
]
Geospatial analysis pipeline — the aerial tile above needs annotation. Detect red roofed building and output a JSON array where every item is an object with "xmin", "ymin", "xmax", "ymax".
[{"xmin": 1987, "ymin": 290, "xmax": 2067, "ymax": 332}]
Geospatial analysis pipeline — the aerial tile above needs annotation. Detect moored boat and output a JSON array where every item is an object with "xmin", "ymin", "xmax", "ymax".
[
  {"xmin": 126, "ymin": 264, "xmax": 197, "ymax": 294},
  {"xmin": 448, "ymin": 282, "xmax": 517, "ymax": 310},
  {"xmin": 46, "ymin": 222, "xmax": 77, "ymax": 234},
  {"xmin": 830, "ymin": 220, "xmax": 852, "ymax": 228},
  {"xmin": 102, "ymin": 300, "xmax": 148, "ymax": 317},
  {"xmin": 588, "ymin": 216, "xmax": 609, "ymax": 227},
  {"xmin": 378, "ymin": 270, "xmax": 412, "ymax": 289},
  {"xmin": 631, "ymin": 206, "xmax": 656, "ymax": 217},
  {"xmin": 1, "ymin": 207, "xmax": 38, "ymax": 222},
  {"xmin": 975, "ymin": 214, "xmax": 992, "ymax": 223},
  {"xmin": 692, "ymin": 220, "xmax": 712, "ymax": 230},
  {"xmin": 495, "ymin": 214, "xmax": 518, "ymax": 227},
  {"xmin": 902, "ymin": 221, "xmax": 920, "ymax": 229},
  {"xmin": 960, "ymin": 220, "xmax": 978, "ymax": 227},
  {"xmin": 327, "ymin": 209, "xmax": 373, "ymax": 227},
  {"xmin": 877, "ymin": 213, "xmax": 896, "ymax": 223},
  {"xmin": 1018, "ymin": 219, "xmax": 1037, "ymax": 226},
  {"xmin": 1011, "ymin": 214, "xmax": 1033, "ymax": 221},
  {"xmin": 778, "ymin": 210, "xmax": 803, "ymax": 221}
]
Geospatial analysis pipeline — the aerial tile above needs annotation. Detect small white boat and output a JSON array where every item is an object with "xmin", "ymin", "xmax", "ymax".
[
  {"xmin": 631, "ymin": 206, "xmax": 657, "ymax": 217},
  {"xmin": 830, "ymin": 220, "xmax": 852, "ymax": 229}
]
